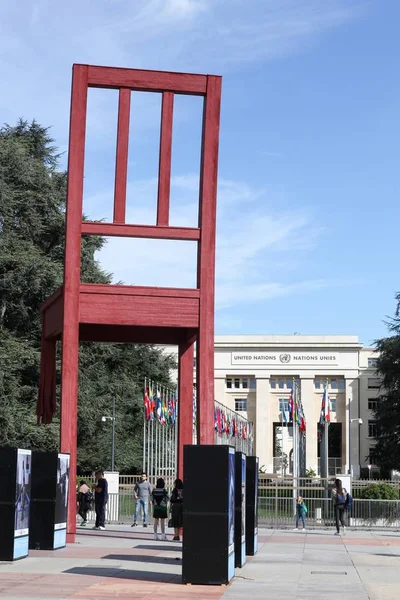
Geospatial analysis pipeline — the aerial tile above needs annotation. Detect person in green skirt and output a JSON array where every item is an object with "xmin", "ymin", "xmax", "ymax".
[{"xmin": 151, "ymin": 478, "xmax": 169, "ymax": 540}]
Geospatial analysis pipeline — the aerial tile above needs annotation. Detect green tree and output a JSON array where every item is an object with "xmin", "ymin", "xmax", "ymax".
[
  {"xmin": 373, "ymin": 292, "xmax": 400, "ymax": 474},
  {"xmin": 0, "ymin": 120, "xmax": 175, "ymax": 472}
]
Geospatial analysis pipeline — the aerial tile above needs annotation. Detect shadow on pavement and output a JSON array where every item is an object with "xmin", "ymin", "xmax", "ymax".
[
  {"xmin": 64, "ymin": 566, "xmax": 180, "ymax": 583},
  {"xmin": 103, "ymin": 553, "xmax": 181, "ymax": 565},
  {"xmin": 134, "ymin": 544, "xmax": 182, "ymax": 552}
]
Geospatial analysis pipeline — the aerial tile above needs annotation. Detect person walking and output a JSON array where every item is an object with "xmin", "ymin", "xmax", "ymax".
[
  {"xmin": 77, "ymin": 480, "xmax": 93, "ymax": 526},
  {"xmin": 151, "ymin": 478, "xmax": 169, "ymax": 541},
  {"xmin": 293, "ymin": 495, "xmax": 307, "ymax": 531},
  {"xmin": 132, "ymin": 472, "xmax": 152, "ymax": 528},
  {"xmin": 332, "ymin": 478, "xmax": 348, "ymax": 535},
  {"xmin": 93, "ymin": 470, "xmax": 108, "ymax": 531},
  {"xmin": 170, "ymin": 478, "xmax": 183, "ymax": 541}
]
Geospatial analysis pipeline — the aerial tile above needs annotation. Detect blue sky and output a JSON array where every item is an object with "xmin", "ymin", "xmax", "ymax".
[{"xmin": 1, "ymin": 0, "xmax": 399, "ymax": 345}]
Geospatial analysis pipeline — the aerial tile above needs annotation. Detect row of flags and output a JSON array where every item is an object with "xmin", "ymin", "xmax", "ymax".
[
  {"xmin": 143, "ymin": 382, "xmax": 253, "ymax": 440},
  {"xmin": 214, "ymin": 407, "xmax": 254, "ymax": 440},
  {"xmin": 281, "ymin": 382, "xmax": 307, "ymax": 434},
  {"xmin": 143, "ymin": 385, "xmax": 178, "ymax": 425}
]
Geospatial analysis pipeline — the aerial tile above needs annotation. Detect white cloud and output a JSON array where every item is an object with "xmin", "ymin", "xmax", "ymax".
[
  {"xmin": 85, "ymin": 174, "xmax": 350, "ymax": 310},
  {"xmin": 0, "ymin": 1, "xmax": 364, "ymax": 152}
]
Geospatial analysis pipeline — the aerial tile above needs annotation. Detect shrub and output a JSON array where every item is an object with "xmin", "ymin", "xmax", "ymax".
[{"xmin": 358, "ymin": 483, "xmax": 399, "ymax": 500}]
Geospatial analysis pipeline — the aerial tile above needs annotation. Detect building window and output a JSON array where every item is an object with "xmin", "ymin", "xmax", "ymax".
[
  {"xmin": 368, "ymin": 358, "xmax": 378, "ymax": 369},
  {"xmin": 279, "ymin": 398, "xmax": 289, "ymax": 413},
  {"xmin": 368, "ymin": 420, "xmax": 377, "ymax": 438},
  {"xmin": 368, "ymin": 378, "xmax": 380, "ymax": 390},
  {"xmin": 270, "ymin": 377, "xmax": 298, "ymax": 390},
  {"xmin": 315, "ymin": 377, "xmax": 345, "ymax": 390},
  {"xmin": 226, "ymin": 378, "xmax": 232, "ymax": 389},
  {"xmin": 330, "ymin": 398, "xmax": 337, "ymax": 413},
  {"xmin": 235, "ymin": 398, "xmax": 247, "ymax": 412},
  {"xmin": 249, "ymin": 378, "xmax": 256, "ymax": 389},
  {"xmin": 242, "ymin": 377, "xmax": 248, "ymax": 389},
  {"xmin": 368, "ymin": 399, "xmax": 378, "ymax": 411},
  {"xmin": 234, "ymin": 378, "xmax": 240, "ymax": 389}
]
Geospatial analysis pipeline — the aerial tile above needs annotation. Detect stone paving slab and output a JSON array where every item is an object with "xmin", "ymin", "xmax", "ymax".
[{"xmin": 1, "ymin": 526, "xmax": 400, "ymax": 599}]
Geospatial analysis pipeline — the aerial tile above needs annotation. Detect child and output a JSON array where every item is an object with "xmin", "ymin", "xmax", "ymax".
[
  {"xmin": 151, "ymin": 477, "xmax": 169, "ymax": 540},
  {"xmin": 293, "ymin": 495, "xmax": 307, "ymax": 531}
]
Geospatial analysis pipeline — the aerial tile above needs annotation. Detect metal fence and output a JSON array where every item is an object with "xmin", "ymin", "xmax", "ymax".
[
  {"xmin": 258, "ymin": 497, "xmax": 400, "ymax": 529},
  {"xmin": 81, "ymin": 476, "xmax": 400, "ymax": 529}
]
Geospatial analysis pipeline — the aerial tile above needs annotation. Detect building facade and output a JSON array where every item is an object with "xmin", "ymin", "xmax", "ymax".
[{"xmin": 211, "ymin": 335, "xmax": 379, "ymax": 478}]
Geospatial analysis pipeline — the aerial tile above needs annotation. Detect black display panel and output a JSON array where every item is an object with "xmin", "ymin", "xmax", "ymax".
[
  {"xmin": 245, "ymin": 455, "xmax": 259, "ymax": 556},
  {"xmin": 183, "ymin": 444, "xmax": 235, "ymax": 585}
]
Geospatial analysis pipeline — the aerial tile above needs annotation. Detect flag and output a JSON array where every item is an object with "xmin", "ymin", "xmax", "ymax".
[
  {"xmin": 288, "ymin": 390, "xmax": 294, "ymax": 422},
  {"xmin": 149, "ymin": 385, "xmax": 155, "ymax": 420},
  {"xmin": 319, "ymin": 384, "xmax": 330, "ymax": 427},
  {"xmin": 144, "ymin": 387, "xmax": 150, "ymax": 420},
  {"xmin": 156, "ymin": 388, "xmax": 162, "ymax": 422}
]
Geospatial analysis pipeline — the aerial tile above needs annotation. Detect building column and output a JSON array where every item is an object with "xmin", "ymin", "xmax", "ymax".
[
  {"xmin": 177, "ymin": 338, "xmax": 195, "ymax": 480},
  {"xmin": 346, "ymin": 377, "xmax": 360, "ymax": 477},
  {"xmin": 301, "ymin": 377, "xmax": 318, "ymax": 474},
  {"xmin": 255, "ymin": 378, "xmax": 271, "ymax": 472}
]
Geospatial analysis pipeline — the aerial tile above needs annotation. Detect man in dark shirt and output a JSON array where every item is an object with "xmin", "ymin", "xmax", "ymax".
[{"xmin": 93, "ymin": 470, "xmax": 108, "ymax": 530}]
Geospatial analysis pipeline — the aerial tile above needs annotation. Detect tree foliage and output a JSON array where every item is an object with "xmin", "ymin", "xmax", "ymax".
[
  {"xmin": 0, "ymin": 120, "xmax": 175, "ymax": 473},
  {"xmin": 372, "ymin": 292, "xmax": 400, "ymax": 474}
]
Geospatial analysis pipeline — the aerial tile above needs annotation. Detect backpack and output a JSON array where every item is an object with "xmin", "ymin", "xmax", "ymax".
[
  {"xmin": 336, "ymin": 489, "xmax": 347, "ymax": 505},
  {"xmin": 345, "ymin": 492, "xmax": 353, "ymax": 511},
  {"xmin": 84, "ymin": 490, "xmax": 94, "ymax": 504},
  {"xmin": 153, "ymin": 488, "xmax": 167, "ymax": 507}
]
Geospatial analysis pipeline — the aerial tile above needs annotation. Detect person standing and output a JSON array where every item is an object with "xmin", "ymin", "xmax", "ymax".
[
  {"xmin": 170, "ymin": 478, "xmax": 183, "ymax": 541},
  {"xmin": 77, "ymin": 480, "xmax": 93, "ymax": 526},
  {"xmin": 93, "ymin": 470, "xmax": 108, "ymax": 531},
  {"xmin": 132, "ymin": 472, "xmax": 152, "ymax": 527},
  {"xmin": 293, "ymin": 495, "xmax": 307, "ymax": 531},
  {"xmin": 151, "ymin": 478, "xmax": 169, "ymax": 541},
  {"xmin": 332, "ymin": 478, "xmax": 348, "ymax": 535}
]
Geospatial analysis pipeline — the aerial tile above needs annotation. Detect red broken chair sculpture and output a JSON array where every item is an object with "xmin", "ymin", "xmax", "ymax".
[{"xmin": 37, "ymin": 64, "xmax": 222, "ymax": 540}]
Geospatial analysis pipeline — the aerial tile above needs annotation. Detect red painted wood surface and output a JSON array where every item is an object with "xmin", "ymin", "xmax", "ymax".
[
  {"xmin": 86, "ymin": 64, "xmax": 207, "ymax": 95},
  {"xmin": 60, "ymin": 64, "xmax": 88, "ymax": 542},
  {"xmin": 79, "ymin": 324, "xmax": 196, "ymax": 345},
  {"xmin": 38, "ymin": 66, "xmax": 222, "ymax": 545},
  {"xmin": 81, "ymin": 221, "xmax": 201, "ymax": 241},
  {"xmin": 157, "ymin": 92, "xmax": 174, "ymax": 226},
  {"xmin": 177, "ymin": 339, "xmax": 195, "ymax": 480},
  {"xmin": 40, "ymin": 287, "xmax": 63, "ymax": 313},
  {"xmin": 43, "ymin": 295, "xmax": 63, "ymax": 339},
  {"xmin": 196, "ymin": 76, "xmax": 222, "ymax": 444},
  {"xmin": 79, "ymin": 283, "xmax": 200, "ymax": 298},
  {"xmin": 113, "ymin": 88, "xmax": 131, "ymax": 223},
  {"xmin": 79, "ymin": 292, "xmax": 199, "ymax": 328}
]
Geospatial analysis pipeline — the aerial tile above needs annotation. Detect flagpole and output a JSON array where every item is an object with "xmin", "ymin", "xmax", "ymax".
[{"xmin": 281, "ymin": 410, "xmax": 284, "ymax": 478}]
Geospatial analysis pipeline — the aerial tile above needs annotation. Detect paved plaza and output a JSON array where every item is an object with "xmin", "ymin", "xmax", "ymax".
[{"xmin": 1, "ymin": 526, "xmax": 400, "ymax": 599}]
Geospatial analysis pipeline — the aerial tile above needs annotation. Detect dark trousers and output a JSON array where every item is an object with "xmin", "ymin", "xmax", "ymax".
[
  {"xmin": 95, "ymin": 501, "xmax": 106, "ymax": 527},
  {"xmin": 79, "ymin": 504, "xmax": 89, "ymax": 522},
  {"xmin": 335, "ymin": 505, "xmax": 346, "ymax": 532}
]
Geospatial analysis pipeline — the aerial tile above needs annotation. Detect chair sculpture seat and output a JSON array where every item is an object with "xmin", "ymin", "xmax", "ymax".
[{"xmin": 37, "ymin": 64, "xmax": 222, "ymax": 541}]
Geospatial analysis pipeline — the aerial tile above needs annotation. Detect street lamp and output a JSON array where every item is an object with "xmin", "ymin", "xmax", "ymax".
[
  {"xmin": 348, "ymin": 416, "xmax": 363, "ymax": 476},
  {"xmin": 102, "ymin": 396, "xmax": 116, "ymax": 472},
  {"xmin": 367, "ymin": 464, "xmax": 372, "ymax": 480}
]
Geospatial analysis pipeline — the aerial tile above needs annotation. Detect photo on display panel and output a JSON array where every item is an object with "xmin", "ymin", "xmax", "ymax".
[
  {"xmin": 228, "ymin": 449, "xmax": 235, "ymax": 553},
  {"xmin": 241, "ymin": 455, "xmax": 246, "ymax": 542},
  {"xmin": 54, "ymin": 454, "xmax": 70, "ymax": 528},
  {"xmin": 14, "ymin": 450, "xmax": 31, "ymax": 535}
]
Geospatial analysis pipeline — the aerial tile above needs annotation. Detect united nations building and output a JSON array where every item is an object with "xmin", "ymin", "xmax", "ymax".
[{"xmin": 191, "ymin": 335, "xmax": 379, "ymax": 478}]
